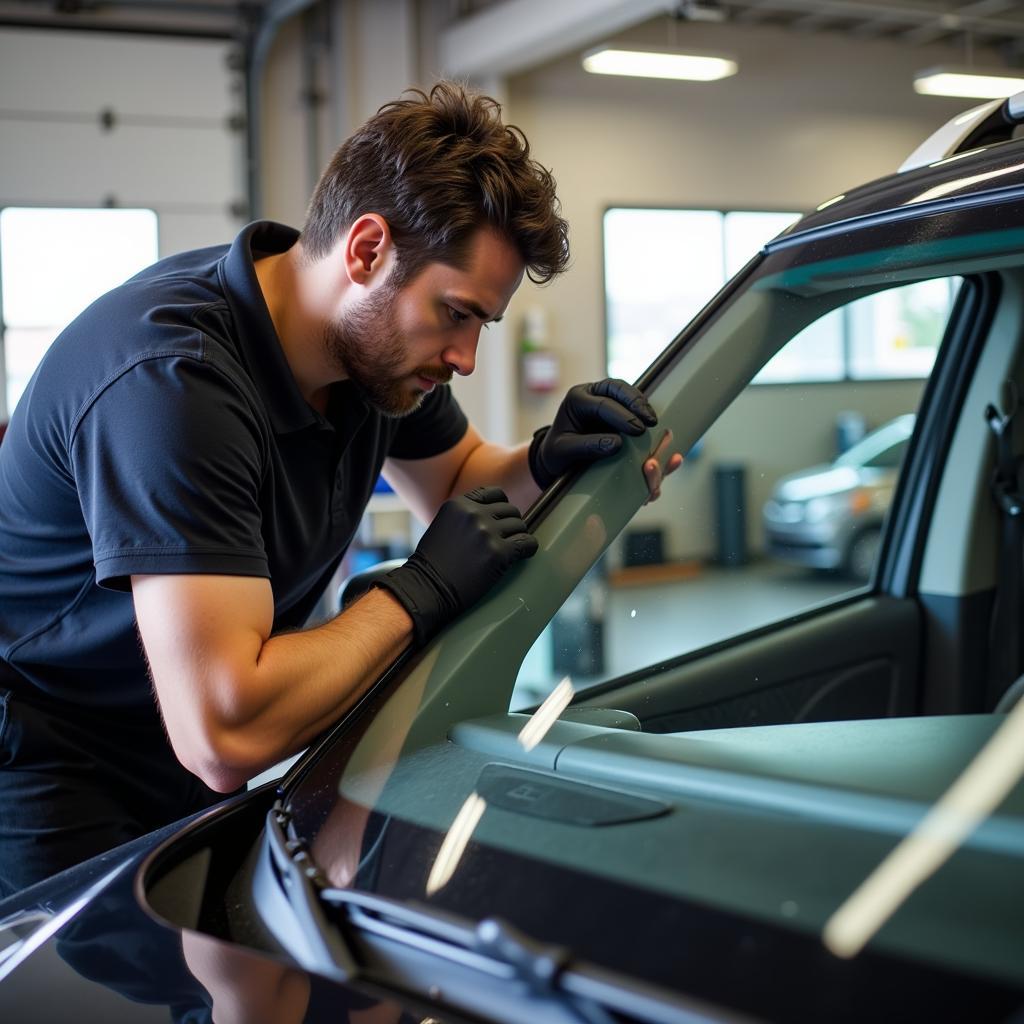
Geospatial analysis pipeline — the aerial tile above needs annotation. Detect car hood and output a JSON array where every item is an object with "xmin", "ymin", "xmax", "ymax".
[
  {"xmin": 773, "ymin": 464, "xmax": 861, "ymax": 501},
  {"xmin": 0, "ymin": 793, "xmax": 414, "ymax": 1024}
]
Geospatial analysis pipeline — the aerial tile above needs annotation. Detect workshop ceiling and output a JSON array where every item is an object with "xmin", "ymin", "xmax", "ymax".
[
  {"xmin": 709, "ymin": 1, "xmax": 1024, "ymax": 55},
  {"xmin": 2, "ymin": 1, "xmax": 1023, "ymax": 63},
  {"xmin": 445, "ymin": 0, "xmax": 1024, "ymax": 76}
]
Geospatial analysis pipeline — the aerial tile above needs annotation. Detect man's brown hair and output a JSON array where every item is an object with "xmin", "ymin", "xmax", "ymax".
[{"xmin": 300, "ymin": 81, "xmax": 570, "ymax": 285}]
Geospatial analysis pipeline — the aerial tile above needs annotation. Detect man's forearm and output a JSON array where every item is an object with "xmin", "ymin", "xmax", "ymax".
[
  {"xmin": 240, "ymin": 589, "xmax": 414, "ymax": 770},
  {"xmin": 449, "ymin": 439, "xmax": 540, "ymax": 510},
  {"xmin": 136, "ymin": 574, "xmax": 415, "ymax": 793}
]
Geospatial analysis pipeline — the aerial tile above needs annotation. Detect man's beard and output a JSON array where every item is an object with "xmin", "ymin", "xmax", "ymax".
[{"xmin": 324, "ymin": 284, "xmax": 451, "ymax": 417}]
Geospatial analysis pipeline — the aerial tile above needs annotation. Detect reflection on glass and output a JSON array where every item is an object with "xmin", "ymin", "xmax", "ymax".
[
  {"xmin": 754, "ymin": 308, "xmax": 844, "ymax": 383},
  {"xmin": 848, "ymin": 278, "xmax": 956, "ymax": 380},
  {"xmin": 517, "ymin": 676, "xmax": 574, "ymax": 750},
  {"xmin": 824, "ymin": 699, "xmax": 1024, "ymax": 959},
  {"xmin": 280, "ymin": 224, "xmax": 1024, "ymax": 1004},
  {"xmin": 425, "ymin": 792, "xmax": 487, "ymax": 897}
]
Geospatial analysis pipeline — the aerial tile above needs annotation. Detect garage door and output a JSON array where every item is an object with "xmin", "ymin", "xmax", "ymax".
[{"xmin": 0, "ymin": 26, "xmax": 245, "ymax": 418}]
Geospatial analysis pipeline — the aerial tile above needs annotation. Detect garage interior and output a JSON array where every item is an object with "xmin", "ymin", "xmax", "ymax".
[{"xmin": 2, "ymin": 0, "xmax": 1023, "ymax": 708}]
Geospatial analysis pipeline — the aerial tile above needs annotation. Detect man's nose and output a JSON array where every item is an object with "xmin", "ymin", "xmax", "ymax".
[{"xmin": 443, "ymin": 328, "xmax": 479, "ymax": 376}]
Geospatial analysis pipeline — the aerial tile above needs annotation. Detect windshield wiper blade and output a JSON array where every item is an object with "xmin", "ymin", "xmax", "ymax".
[
  {"xmin": 318, "ymin": 885, "xmax": 723, "ymax": 1024},
  {"xmin": 320, "ymin": 886, "xmax": 614, "ymax": 1023},
  {"xmin": 264, "ymin": 805, "xmax": 734, "ymax": 1023}
]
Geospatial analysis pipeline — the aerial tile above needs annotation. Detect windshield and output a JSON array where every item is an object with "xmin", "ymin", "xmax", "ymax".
[{"xmin": 274, "ymin": 203, "xmax": 1024, "ymax": 1016}]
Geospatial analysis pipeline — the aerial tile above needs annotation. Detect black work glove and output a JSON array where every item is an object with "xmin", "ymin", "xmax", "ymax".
[
  {"xmin": 527, "ymin": 378, "xmax": 658, "ymax": 489},
  {"xmin": 376, "ymin": 486, "xmax": 538, "ymax": 645}
]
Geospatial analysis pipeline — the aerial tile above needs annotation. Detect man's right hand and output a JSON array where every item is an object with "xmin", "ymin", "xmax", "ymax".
[{"xmin": 376, "ymin": 485, "xmax": 538, "ymax": 644}]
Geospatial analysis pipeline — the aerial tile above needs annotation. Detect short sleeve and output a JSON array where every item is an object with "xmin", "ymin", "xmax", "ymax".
[
  {"xmin": 386, "ymin": 384, "xmax": 468, "ymax": 460},
  {"xmin": 70, "ymin": 355, "xmax": 270, "ymax": 591}
]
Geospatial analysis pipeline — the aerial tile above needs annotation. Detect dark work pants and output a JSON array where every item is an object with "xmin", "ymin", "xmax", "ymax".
[{"xmin": 0, "ymin": 686, "xmax": 228, "ymax": 898}]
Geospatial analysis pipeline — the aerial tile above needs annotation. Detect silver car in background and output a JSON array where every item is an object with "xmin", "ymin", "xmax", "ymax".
[{"xmin": 763, "ymin": 414, "xmax": 915, "ymax": 581}]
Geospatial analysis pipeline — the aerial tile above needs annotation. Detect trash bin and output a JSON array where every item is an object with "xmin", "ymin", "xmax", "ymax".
[
  {"xmin": 836, "ymin": 411, "xmax": 867, "ymax": 455},
  {"xmin": 714, "ymin": 462, "xmax": 747, "ymax": 567}
]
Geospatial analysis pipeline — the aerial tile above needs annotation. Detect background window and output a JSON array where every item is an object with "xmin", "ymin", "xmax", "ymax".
[
  {"xmin": 605, "ymin": 208, "xmax": 800, "ymax": 384},
  {"xmin": 605, "ymin": 207, "xmax": 956, "ymax": 385},
  {"xmin": 847, "ymin": 277, "xmax": 958, "ymax": 380},
  {"xmin": 0, "ymin": 207, "xmax": 159, "ymax": 418},
  {"xmin": 604, "ymin": 209, "xmax": 726, "ymax": 383}
]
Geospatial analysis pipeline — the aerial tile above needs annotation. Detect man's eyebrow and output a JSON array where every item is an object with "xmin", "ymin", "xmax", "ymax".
[{"xmin": 450, "ymin": 296, "xmax": 503, "ymax": 323}]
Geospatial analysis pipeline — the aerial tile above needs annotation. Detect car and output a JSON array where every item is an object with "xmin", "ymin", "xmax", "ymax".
[
  {"xmin": 763, "ymin": 413, "xmax": 915, "ymax": 581},
  {"xmin": 4, "ymin": 94, "xmax": 1024, "ymax": 1024}
]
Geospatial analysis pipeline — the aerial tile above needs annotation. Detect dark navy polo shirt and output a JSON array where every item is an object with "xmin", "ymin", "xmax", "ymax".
[{"xmin": 0, "ymin": 221, "xmax": 467, "ymax": 710}]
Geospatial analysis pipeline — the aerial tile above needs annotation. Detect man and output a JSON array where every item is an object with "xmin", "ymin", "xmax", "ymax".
[{"xmin": 0, "ymin": 82, "xmax": 678, "ymax": 896}]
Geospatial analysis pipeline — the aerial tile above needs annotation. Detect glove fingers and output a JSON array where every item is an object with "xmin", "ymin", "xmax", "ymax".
[
  {"xmin": 591, "ymin": 378, "xmax": 657, "ymax": 427},
  {"xmin": 499, "ymin": 530, "xmax": 538, "ymax": 562},
  {"xmin": 496, "ymin": 515, "xmax": 531, "ymax": 538},
  {"xmin": 464, "ymin": 485, "xmax": 510, "ymax": 504},
  {"xmin": 593, "ymin": 394, "xmax": 648, "ymax": 435},
  {"xmin": 570, "ymin": 389, "xmax": 649, "ymax": 436},
  {"xmin": 512, "ymin": 533, "xmax": 539, "ymax": 559},
  {"xmin": 550, "ymin": 432, "xmax": 622, "ymax": 465},
  {"xmin": 485, "ymin": 501, "xmax": 526, "ymax": 522}
]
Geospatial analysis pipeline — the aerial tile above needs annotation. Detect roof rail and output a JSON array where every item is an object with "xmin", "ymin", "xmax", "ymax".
[{"xmin": 900, "ymin": 89, "xmax": 1024, "ymax": 173}]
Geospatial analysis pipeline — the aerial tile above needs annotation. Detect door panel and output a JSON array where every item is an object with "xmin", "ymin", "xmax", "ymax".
[{"xmin": 580, "ymin": 595, "xmax": 920, "ymax": 731}]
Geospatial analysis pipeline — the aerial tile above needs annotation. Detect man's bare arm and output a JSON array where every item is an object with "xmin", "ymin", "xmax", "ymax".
[
  {"xmin": 133, "ymin": 573, "xmax": 413, "ymax": 793},
  {"xmin": 384, "ymin": 425, "xmax": 539, "ymax": 521},
  {"xmin": 133, "ymin": 488, "xmax": 536, "ymax": 793},
  {"xmin": 385, "ymin": 379, "xmax": 682, "ymax": 523}
]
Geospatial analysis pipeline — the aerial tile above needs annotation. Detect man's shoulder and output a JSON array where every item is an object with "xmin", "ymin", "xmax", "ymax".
[
  {"xmin": 26, "ymin": 282, "xmax": 260, "ymax": 453},
  {"xmin": 101, "ymin": 243, "xmax": 236, "ymax": 350}
]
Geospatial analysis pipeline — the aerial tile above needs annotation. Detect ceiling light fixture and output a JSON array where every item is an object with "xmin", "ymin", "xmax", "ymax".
[
  {"xmin": 582, "ymin": 45, "xmax": 737, "ymax": 82},
  {"xmin": 914, "ymin": 66, "xmax": 1024, "ymax": 99}
]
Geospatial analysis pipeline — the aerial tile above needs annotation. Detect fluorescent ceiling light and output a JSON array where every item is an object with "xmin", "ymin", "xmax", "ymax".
[
  {"xmin": 583, "ymin": 46, "xmax": 737, "ymax": 82},
  {"xmin": 914, "ymin": 66, "xmax": 1024, "ymax": 99}
]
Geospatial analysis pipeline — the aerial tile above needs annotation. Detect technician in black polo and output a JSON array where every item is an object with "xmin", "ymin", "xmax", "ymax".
[{"xmin": 0, "ymin": 84, "xmax": 677, "ymax": 896}]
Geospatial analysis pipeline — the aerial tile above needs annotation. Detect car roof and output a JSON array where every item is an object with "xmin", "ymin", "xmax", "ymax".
[{"xmin": 777, "ymin": 94, "xmax": 1024, "ymax": 242}]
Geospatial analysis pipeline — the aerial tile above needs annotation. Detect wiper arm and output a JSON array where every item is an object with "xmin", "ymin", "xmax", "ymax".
[
  {"xmin": 475, "ymin": 917, "xmax": 619, "ymax": 1024},
  {"xmin": 263, "ymin": 804, "xmax": 734, "ymax": 1023},
  {"xmin": 319, "ymin": 886, "xmax": 716, "ymax": 1024},
  {"xmin": 263, "ymin": 802, "xmax": 359, "ymax": 982}
]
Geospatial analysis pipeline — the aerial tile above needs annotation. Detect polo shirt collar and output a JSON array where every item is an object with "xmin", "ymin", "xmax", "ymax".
[{"xmin": 220, "ymin": 220, "xmax": 320, "ymax": 435}]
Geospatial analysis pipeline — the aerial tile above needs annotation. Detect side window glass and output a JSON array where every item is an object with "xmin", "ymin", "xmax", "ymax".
[{"xmin": 512, "ymin": 278, "xmax": 959, "ymax": 710}]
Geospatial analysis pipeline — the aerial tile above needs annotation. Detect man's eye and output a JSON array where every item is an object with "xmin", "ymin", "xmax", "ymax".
[{"xmin": 448, "ymin": 306, "xmax": 469, "ymax": 324}]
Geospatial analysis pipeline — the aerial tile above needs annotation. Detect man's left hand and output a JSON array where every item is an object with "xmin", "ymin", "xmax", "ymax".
[{"xmin": 527, "ymin": 378, "xmax": 682, "ymax": 500}]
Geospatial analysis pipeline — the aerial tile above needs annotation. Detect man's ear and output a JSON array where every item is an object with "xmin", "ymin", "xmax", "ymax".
[{"xmin": 343, "ymin": 214, "xmax": 393, "ymax": 286}]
